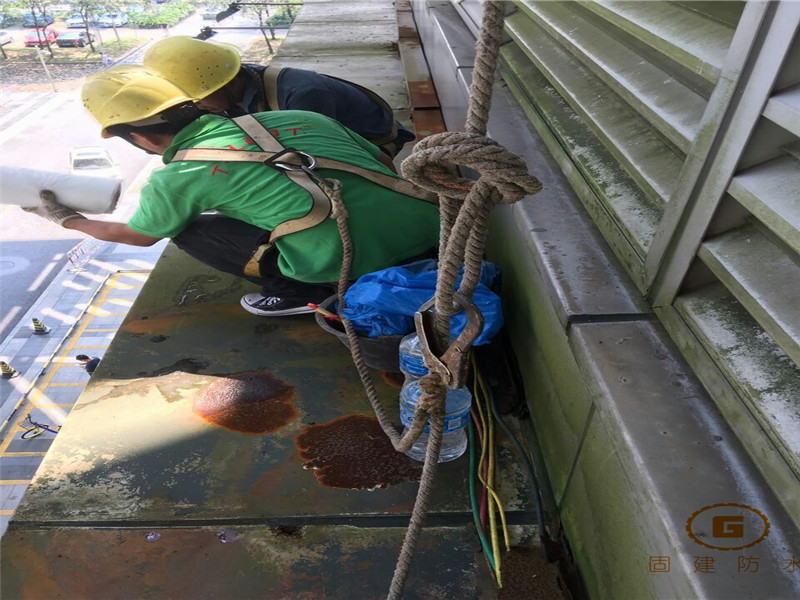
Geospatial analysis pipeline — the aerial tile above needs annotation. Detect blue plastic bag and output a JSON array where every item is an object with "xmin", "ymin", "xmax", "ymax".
[{"xmin": 340, "ymin": 260, "xmax": 503, "ymax": 345}]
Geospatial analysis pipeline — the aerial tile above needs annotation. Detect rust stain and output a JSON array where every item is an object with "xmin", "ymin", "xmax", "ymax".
[
  {"xmin": 397, "ymin": 9, "xmax": 418, "ymax": 39},
  {"xmin": 499, "ymin": 547, "xmax": 567, "ymax": 600},
  {"xmin": 295, "ymin": 415, "xmax": 422, "ymax": 490},
  {"xmin": 412, "ymin": 108, "xmax": 448, "ymax": 139},
  {"xmin": 271, "ymin": 525, "xmax": 303, "ymax": 537},
  {"xmin": 381, "ymin": 371, "xmax": 405, "ymax": 389},
  {"xmin": 407, "ymin": 80, "xmax": 439, "ymax": 109},
  {"xmin": 398, "ymin": 25, "xmax": 416, "ymax": 39},
  {"xmin": 193, "ymin": 371, "xmax": 298, "ymax": 434}
]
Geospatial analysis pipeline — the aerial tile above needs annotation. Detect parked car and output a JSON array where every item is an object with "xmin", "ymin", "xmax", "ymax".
[
  {"xmin": 97, "ymin": 13, "xmax": 128, "ymax": 28},
  {"xmin": 23, "ymin": 13, "xmax": 55, "ymax": 28},
  {"xmin": 69, "ymin": 147, "xmax": 121, "ymax": 179},
  {"xmin": 56, "ymin": 30, "xmax": 95, "ymax": 47},
  {"xmin": 202, "ymin": 5, "xmax": 224, "ymax": 20},
  {"xmin": 66, "ymin": 14, "xmax": 86, "ymax": 28},
  {"xmin": 23, "ymin": 28, "xmax": 58, "ymax": 47},
  {"xmin": 0, "ymin": 30, "xmax": 12, "ymax": 46}
]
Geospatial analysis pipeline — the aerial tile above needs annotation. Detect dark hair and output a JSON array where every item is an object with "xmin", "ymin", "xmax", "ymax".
[
  {"xmin": 105, "ymin": 102, "xmax": 206, "ymax": 140},
  {"xmin": 76, "ymin": 354, "xmax": 90, "ymax": 361}
]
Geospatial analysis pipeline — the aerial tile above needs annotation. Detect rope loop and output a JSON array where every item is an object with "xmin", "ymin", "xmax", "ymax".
[
  {"xmin": 401, "ymin": 131, "xmax": 542, "ymax": 205},
  {"xmin": 417, "ymin": 373, "xmax": 447, "ymax": 416}
]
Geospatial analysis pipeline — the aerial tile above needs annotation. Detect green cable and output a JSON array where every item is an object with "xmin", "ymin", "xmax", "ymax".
[
  {"xmin": 486, "ymin": 384, "xmax": 550, "ymax": 562},
  {"xmin": 469, "ymin": 416, "xmax": 497, "ymax": 573}
]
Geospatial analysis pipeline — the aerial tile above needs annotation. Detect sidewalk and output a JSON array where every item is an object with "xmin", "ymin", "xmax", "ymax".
[{"xmin": 0, "ymin": 235, "xmax": 167, "ymax": 535}]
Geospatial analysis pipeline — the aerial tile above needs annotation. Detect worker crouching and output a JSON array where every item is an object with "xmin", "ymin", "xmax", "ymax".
[{"xmin": 25, "ymin": 65, "xmax": 439, "ymax": 317}]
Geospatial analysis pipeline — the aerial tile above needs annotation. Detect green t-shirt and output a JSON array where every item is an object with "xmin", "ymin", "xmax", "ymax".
[{"xmin": 128, "ymin": 111, "xmax": 439, "ymax": 283}]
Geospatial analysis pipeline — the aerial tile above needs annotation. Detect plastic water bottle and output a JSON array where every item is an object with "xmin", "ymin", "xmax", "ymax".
[
  {"xmin": 399, "ymin": 380, "xmax": 471, "ymax": 462},
  {"xmin": 398, "ymin": 332, "xmax": 427, "ymax": 382}
]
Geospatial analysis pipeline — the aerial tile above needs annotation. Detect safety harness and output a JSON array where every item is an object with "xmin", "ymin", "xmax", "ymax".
[
  {"xmin": 261, "ymin": 66, "xmax": 400, "ymax": 156},
  {"xmin": 169, "ymin": 114, "xmax": 437, "ymax": 277}
]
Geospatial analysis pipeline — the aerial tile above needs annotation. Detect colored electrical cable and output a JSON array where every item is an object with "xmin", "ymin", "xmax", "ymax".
[
  {"xmin": 472, "ymin": 365, "xmax": 512, "ymax": 586},
  {"xmin": 474, "ymin": 368, "xmax": 501, "ymax": 584},
  {"xmin": 475, "ymin": 365, "xmax": 512, "ymax": 552},
  {"xmin": 485, "ymin": 379, "xmax": 550, "ymax": 562},
  {"xmin": 471, "ymin": 409, "xmax": 490, "ymax": 530},
  {"xmin": 468, "ymin": 417, "xmax": 497, "ymax": 575}
]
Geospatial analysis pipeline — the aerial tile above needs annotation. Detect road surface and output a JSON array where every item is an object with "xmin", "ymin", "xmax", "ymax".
[{"xmin": 0, "ymin": 19, "xmax": 265, "ymax": 341}]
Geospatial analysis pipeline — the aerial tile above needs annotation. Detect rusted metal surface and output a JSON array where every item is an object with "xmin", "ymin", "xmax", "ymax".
[
  {"xmin": 6, "ymin": 247, "xmax": 535, "ymax": 525},
  {"xmin": 0, "ymin": 525, "xmax": 498, "ymax": 599},
  {"xmin": 412, "ymin": 108, "xmax": 449, "ymax": 139},
  {"xmin": 296, "ymin": 415, "xmax": 422, "ymax": 490},
  {"xmin": 194, "ymin": 371, "xmax": 298, "ymax": 434},
  {"xmin": 381, "ymin": 370, "xmax": 406, "ymax": 388},
  {"xmin": 397, "ymin": 9, "xmax": 419, "ymax": 39},
  {"xmin": 399, "ymin": 38, "xmax": 441, "ymax": 109}
]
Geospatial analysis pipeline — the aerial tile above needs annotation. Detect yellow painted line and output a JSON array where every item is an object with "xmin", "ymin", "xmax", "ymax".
[
  {"xmin": 106, "ymin": 281, "xmax": 136, "ymax": 288},
  {"xmin": 71, "ymin": 345, "xmax": 109, "ymax": 350},
  {"xmin": 28, "ymin": 399, "xmax": 81, "ymax": 407},
  {"xmin": 42, "ymin": 382, "xmax": 85, "ymax": 388},
  {"xmin": 0, "ymin": 480, "xmax": 31, "ymax": 485},
  {"xmin": 0, "ymin": 510, "xmax": 16, "ymax": 516},
  {"xmin": 0, "ymin": 274, "xmax": 128, "ymax": 454},
  {"xmin": 83, "ymin": 328, "xmax": 118, "ymax": 333},
  {"xmin": 1, "ymin": 452, "xmax": 48, "ymax": 457}
]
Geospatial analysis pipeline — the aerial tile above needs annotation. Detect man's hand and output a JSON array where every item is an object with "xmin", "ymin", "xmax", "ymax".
[{"xmin": 23, "ymin": 190, "xmax": 85, "ymax": 227}]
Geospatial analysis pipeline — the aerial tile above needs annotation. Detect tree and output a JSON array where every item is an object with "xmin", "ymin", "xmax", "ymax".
[
  {"xmin": 66, "ymin": 0, "xmax": 105, "ymax": 53},
  {"xmin": 242, "ymin": 1, "xmax": 301, "ymax": 53},
  {"xmin": 6, "ymin": 0, "xmax": 57, "ymax": 56},
  {"xmin": 246, "ymin": 5, "xmax": 275, "ymax": 54}
]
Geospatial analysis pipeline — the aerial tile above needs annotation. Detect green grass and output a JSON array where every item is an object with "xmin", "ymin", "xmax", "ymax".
[
  {"xmin": 241, "ymin": 36, "xmax": 287, "ymax": 65},
  {"xmin": 2, "ymin": 38, "xmax": 144, "ymax": 63}
]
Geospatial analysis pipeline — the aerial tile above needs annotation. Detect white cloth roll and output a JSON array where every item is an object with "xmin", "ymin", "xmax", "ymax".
[{"xmin": 0, "ymin": 166, "xmax": 122, "ymax": 214}]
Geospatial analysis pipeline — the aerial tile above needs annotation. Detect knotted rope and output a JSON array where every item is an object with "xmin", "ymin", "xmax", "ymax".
[{"xmin": 328, "ymin": 2, "xmax": 541, "ymax": 597}]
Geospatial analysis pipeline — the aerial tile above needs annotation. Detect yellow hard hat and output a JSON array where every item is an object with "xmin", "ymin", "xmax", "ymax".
[
  {"xmin": 142, "ymin": 36, "xmax": 242, "ymax": 99},
  {"xmin": 81, "ymin": 65, "xmax": 198, "ymax": 138}
]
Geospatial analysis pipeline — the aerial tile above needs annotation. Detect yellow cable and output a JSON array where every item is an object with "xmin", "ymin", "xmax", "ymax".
[
  {"xmin": 471, "ymin": 368, "xmax": 497, "ymax": 583},
  {"xmin": 486, "ymin": 387, "xmax": 502, "ymax": 587},
  {"xmin": 477, "ymin": 365, "xmax": 512, "ymax": 553},
  {"xmin": 472, "ymin": 359, "xmax": 512, "ymax": 586}
]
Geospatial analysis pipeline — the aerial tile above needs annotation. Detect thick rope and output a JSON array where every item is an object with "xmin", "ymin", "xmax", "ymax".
[
  {"xmin": 391, "ymin": 2, "xmax": 541, "ymax": 596},
  {"xmin": 327, "ymin": 2, "xmax": 542, "ymax": 598},
  {"xmin": 326, "ymin": 178, "xmax": 439, "ymax": 454}
]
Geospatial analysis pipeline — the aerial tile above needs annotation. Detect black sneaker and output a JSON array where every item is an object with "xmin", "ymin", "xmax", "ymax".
[{"xmin": 240, "ymin": 293, "xmax": 316, "ymax": 317}]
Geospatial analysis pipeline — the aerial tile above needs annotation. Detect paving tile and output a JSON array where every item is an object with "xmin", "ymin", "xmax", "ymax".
[
  {"xmin": 49, "ymin": 367, "xmax": 89, "ymax": 385},
  {"xmin": 42, "ymin": 386, "xmax": 84, "ymax": 406},
  {"xmin": 0, "ymin": 457, "xmax": 41, "ymax": 481},
  {"xmin": 6, "ymin": 437, "xmax": 53, "ymax": 453},
  {"xmin": 0, "ymin": 515, "xmax": 11, "ymax": 536},
  {"xmin": 0, "ymin": 484, "xmax": 27, "ymax": 508}
]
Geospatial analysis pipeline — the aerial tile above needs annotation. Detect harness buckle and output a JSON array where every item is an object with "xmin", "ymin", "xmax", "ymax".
[
  {"xmin": 264, "ymin": 148, "xmax": 317, "ymax": 172},
  {"xmin": 413, "ymin": 293, "xmax": 484, "ymax": 389}
]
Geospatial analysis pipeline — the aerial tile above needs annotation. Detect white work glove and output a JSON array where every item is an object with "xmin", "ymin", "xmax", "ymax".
[{"xmin": 23, "ymin": 190, "xmax": 84, "ymax": 227}]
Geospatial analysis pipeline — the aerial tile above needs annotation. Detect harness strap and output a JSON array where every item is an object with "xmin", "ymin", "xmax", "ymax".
[
  {"xmin": 169, "ymin": 114, "xmax": 437, "ymax": 277},
  {"xmin": 232, "ymin": 113, "xmax": 284, "ymax": 152},
  {"xmin": 262, "ymin": 66, "xmax": 399, "ymax": 153},
  {"xmin": 262, "ymin": 65, "xmax": 282, "ymax": 114},
  {"xmin": 172, "ymin": 146, "xmax": 438, "ymax": 205}
]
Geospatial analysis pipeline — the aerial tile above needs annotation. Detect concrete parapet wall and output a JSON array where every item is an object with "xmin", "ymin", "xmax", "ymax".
[{"xmin": 411, "ymin": 1, "xmax": 800, "ymax": 597}]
